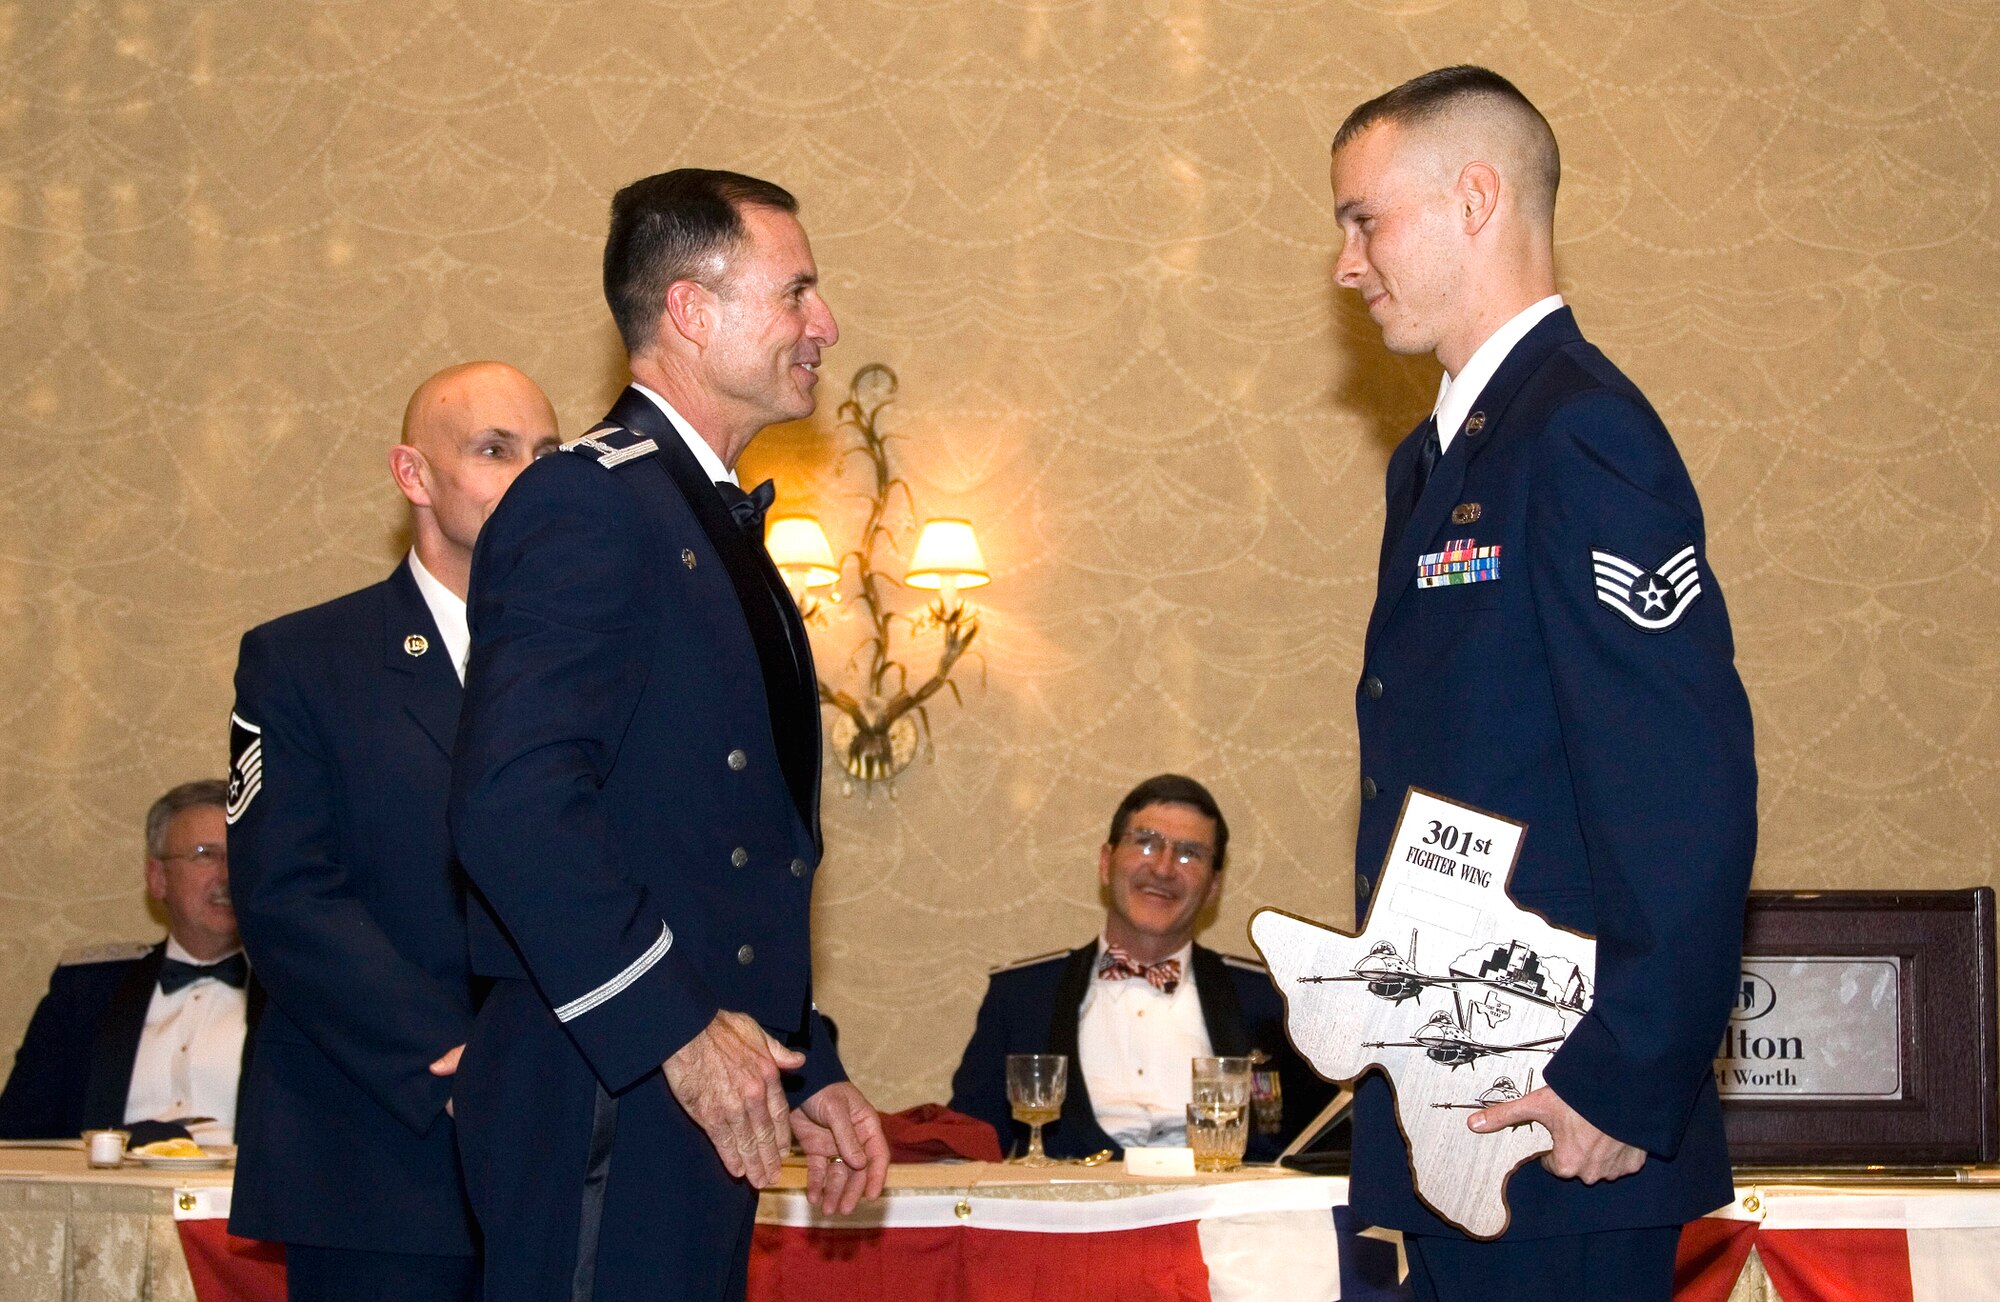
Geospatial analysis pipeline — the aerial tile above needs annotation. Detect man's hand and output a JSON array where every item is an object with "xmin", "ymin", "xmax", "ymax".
[
  {"xmin": 791, "ymin": 1082, "xmax": 890, "ymax": 1215},
  {"xmin": 1469, "ymin": 1084, "xmax": 1645, "ymax": 1185},
  {"xmin": 429, "ymin": 1044, "xmax": 465, "ymax": 1116},
  {"xmin": 663, "ymin": 1010, "xmax": 805, "ymax": 1188}
]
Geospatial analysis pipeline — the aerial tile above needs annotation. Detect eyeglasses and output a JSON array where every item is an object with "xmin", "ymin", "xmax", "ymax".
[
  {"xmin": 1121, "ymin": 829, "xmax": 1215, "ymax": 869},
  {"xmin": 158, "ymin": 844, "xmax": 227, "ymax": 867}
]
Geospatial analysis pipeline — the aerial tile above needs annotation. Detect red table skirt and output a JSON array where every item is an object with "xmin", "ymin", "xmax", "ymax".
[
  {"xmin": 174, "ymin": 1221, "xmax": 287, "ymax": 1302},
  {"xmin": 173, "ymin": 1204, "xmax": 1984, "ymax": 1302},
  {"xmin": 748, "ymin": 1222, "xmax": 1214, "ymax": 1302}
]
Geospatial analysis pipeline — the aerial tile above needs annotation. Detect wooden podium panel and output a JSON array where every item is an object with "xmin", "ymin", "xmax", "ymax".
[{"xmin": 1721, "ymin": 888, "xmax": 1998, "ymax": 1168}]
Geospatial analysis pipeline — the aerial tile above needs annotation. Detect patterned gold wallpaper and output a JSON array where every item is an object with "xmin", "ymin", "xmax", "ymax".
[{"xmin": 3, "ymin": 0, "xmax": 1995, "ymax": 1110}]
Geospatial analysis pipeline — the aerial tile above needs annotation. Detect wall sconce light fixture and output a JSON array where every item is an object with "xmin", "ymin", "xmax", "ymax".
[{"xmin": 768, "ymin": 364, "xmax": 988, "ymax": 794}]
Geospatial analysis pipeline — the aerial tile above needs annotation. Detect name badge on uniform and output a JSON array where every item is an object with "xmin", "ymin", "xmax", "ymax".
[{"xmin": 1417, "ymin": 538, "xmax": 1501, "ymax": 589}]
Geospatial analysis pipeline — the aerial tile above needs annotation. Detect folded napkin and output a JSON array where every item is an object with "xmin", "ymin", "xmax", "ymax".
[
  {"xmin": 124, "ymin": 1120, "xmax": 194, "ymax": 1149},
  {"xmin": 880, "ymin": 1103, "xmax": 1003, "ymax": 1163}
]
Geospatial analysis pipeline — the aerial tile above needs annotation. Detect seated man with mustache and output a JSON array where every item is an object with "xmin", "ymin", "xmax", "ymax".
[{"xmin": 949, "ymin": 774, "xmax": 1332, "ymax": 1161}]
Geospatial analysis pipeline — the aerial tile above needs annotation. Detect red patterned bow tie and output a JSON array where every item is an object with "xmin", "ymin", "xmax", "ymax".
[{"xmin": 1097, "ymin": 946, "xmax": 1182, "ymax": 995}]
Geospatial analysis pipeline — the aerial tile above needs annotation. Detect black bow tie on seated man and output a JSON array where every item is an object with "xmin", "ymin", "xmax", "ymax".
[
  {"xmin": 158, "ymin": 951, "xmax": 249, "ymax": 995},
  {"xmin": 714, "ymin": 479, "xmax": 777, "ymax": 535}
]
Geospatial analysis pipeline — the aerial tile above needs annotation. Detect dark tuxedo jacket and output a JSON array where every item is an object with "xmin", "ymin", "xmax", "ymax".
[
  {"xmin": 1351, "ymin": 308, "xmax": 1756, "ymax": 1239},
  {"xmin": 226, "ymin": 561, "xmax": 481, "ymax": 1256},
  {"xmin": 948, "ymin": 942, "xmax": 1335, "ymax": 1163},
  {"xmin": 0, "ymin": 941, "xmax": 262, "ymax": 1139},
  {"xmin": 449, "ymin": 386, "xmax": 841, "ymax": 1302}
]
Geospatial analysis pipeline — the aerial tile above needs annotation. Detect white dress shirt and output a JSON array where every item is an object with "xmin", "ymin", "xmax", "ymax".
[
  {"xmin": 1434, "ymin": 294, "xmax": 1566, "ymax": 455},
  {"xmin": 631, "ymin": 382, "xmax": 738, "ymax": 487},
  {"xmin": 1077, "ymin": 939, "xmax": 1213, "ymax": 1148},
  {"xmin": 406, "ymin": 550, "xmax": 469, "ymax": 684},
  {"xmin": 123, "ymin": 937, "xmax": 248, "ymax": 1146}
]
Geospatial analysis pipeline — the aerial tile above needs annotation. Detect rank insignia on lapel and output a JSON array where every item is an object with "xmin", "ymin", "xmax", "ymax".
[
  {"xmin": 1452, "ymin": 502, "xmax": 1481, "ymax": 525},
  {"xmin": 1591, "ymin": 545, "xmax": 1702, "ymax": 631},
  {"xmin": 404, "ymin": 634, "xmax": 429, "ymax": 657},
  {"xmin": 226, "ymin": 712, "xmax": 263, "ymax": 825},
  {"xmin": 1417, "ymin": 538, "xmax": 1501, "ymax": 588}
]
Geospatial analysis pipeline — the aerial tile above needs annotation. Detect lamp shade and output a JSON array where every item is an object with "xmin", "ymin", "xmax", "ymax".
[
  {"xmin": 904, "ymin": 518, "xmax": 990, "ymax": 590},
  {"xmin": 764, "ymin": 515, "xmax": 839, "ymax": 588}
]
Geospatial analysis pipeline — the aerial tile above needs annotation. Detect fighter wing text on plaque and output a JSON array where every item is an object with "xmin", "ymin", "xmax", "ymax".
[{"xmin": 1250, "ymin": 788, "xmax": 1596, "ymax": 1238}]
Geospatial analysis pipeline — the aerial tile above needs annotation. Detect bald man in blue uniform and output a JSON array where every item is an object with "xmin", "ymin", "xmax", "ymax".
[
  {"xmin": 1328, "ymin": 68, "xmax": 1756, "ymax": 1300},
  {"xmin": 226, "ymin": 362, "xmax": 559, "ymax": 1301}
]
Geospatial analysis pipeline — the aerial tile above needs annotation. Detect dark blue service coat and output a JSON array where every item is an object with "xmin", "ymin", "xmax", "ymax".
[
  {"xmin": 949, "ymin": 942, "xmax": 1336, "ymax": 1163},
  {"xmin": 0, "ymin": 942, "xmax": 260, "ymax": 1139},
  {"xmin": 224, "ymin": 562, "xmax": 481, "ymax": 1258},
  {"xmin": 1350, "ymin": 308, "xmax": 1757, "ymax": 1240},
  {"xmin": 448, "ymin": 387, "xmax": 841, "ymax": 1302}
]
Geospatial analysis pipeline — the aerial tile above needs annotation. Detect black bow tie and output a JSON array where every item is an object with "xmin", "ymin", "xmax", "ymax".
[
  {"xmin": 715, "ymin": 479, "xmax": 776, "ymax": 535},
  {"xmin": 158, "ymin": 952, "xmax": 248, "ymax": 995}
]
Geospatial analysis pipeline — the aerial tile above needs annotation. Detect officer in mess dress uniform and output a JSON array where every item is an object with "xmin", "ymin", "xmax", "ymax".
[
  {"xmin": 950, "ymin": 775, "xmax": 1335, "ymax": 1163},
  {"xmin": 225, "ymin": 362, "xmax": 559, "ymax": 1301},
  {"xmin": 0, "ymin": 781, "xmax": 256, "ymax": 1145},
  {"xmin": 448, "ymin": 170, "xmax": 888, "ymax": 1302},
  {"xmin": 1329, "ymin": 69, "xmax": 1756, "ymax": 1301}
]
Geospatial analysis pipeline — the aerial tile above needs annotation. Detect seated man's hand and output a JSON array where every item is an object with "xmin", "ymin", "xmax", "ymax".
[
  {"xmin": 1468, "ymin": 1084, "xmax": 1645, "ymax": 1185},
  {"xmin": 791, "ymin": 1082, "xmax": 890, "ymax": 1215},
  {"xmin": 663, "ymin": 1010, "xmax": 805, "ymax": 1188}
]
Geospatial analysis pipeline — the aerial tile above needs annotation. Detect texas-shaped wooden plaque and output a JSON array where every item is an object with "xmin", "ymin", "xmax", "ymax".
[{"xmin": 1250, "ymin": 788, "xmax": 1597, "ymax": 1238}]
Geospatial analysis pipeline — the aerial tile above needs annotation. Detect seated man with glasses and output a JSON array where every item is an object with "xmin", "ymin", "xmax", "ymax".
[
  {"xmin": 949, "ymin": 774, "xmax": 1333, "ymax": 1161},
  {"xmin": 0, "ymin": 779, "xmax": 258, "ymax": 1145}
]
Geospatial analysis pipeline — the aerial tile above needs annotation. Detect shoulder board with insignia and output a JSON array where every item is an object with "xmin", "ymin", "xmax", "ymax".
[
  {"xmin": 59, "ymin": 939, "xmax": 155, "ymax": 967},
  {"xmin": 988, "ymin": 947, "xmax": 1073, "ymax": 976},
  {"xmin": 1219, "ymin": 953, "xmax": 1268, "ymax": 973},
  {"xmin": 560, "ymin": 423, "xmax": 660, "ymax": 470}
]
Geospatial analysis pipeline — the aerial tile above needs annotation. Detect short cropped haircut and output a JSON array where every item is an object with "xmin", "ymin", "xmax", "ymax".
[
  {"xmin": 1107, "ymin": 774, "xmax": 1230, "ymax": 873},
  {"xmin": 145, "ymin": 779, "xmax": 228, "ymax": 858},
  {"xmin": 1333, "ymin": 65, "xmax": 1559, "ymax": 218},
  {"xmin": 603, "ymin": 169, "xmax": 800, "ymax": 354}
]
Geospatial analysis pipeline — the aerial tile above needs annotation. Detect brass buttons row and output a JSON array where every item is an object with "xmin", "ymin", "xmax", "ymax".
[{"xmin": 727, "ymin": 847, "xmax": 808, "ymax": 879}]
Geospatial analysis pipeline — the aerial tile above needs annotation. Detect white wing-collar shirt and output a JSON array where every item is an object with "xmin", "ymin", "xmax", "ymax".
[
  {"xmin": 1077, "ymin": 937, "xmax": 1213, "ymax": 1149},
  {"xmin": 1434, "ymin": 294, "xmax": 1565, "ymax": 456},
  {"xmin": 124, "ymin": 936, "xmax": 249, "ymax": 1147}
]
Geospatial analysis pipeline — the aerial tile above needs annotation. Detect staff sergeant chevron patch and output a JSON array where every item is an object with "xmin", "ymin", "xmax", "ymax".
[
  {"xmin": 1591, "ymin": 544, "xmax": 1702, "ymax": 632},
  {"xmin": 226, "ymin": 712, "xmax": 263, "ymax": 824}
]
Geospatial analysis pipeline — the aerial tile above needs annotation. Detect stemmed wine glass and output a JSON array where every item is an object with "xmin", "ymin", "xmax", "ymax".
[{"xmin": 1005, "ymin": 1053, "xmax": 1067, "ymax": 1167}]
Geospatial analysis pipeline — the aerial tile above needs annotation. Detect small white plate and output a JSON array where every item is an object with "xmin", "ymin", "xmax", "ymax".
[{"xmin": 127, "ymin": 1146, "xmax": 233, "ymax": 1171}]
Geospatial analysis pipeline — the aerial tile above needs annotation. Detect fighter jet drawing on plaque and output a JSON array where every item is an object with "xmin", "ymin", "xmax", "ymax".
[
  {"xmin": 1363, "ymin": 989, "xmax": 1566, "ymax": 1070},
  {"xmin": 1298, "ymin": 933, "xmax": 1592, "ymax": 1021},
  {"xmin": 1296, "ymin": 931, "xmax": 1435, "ymax": 1005},
  {"xmin": 1430, "ymin": 1070, "xmax": 1535, "ymax": 1111}
]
